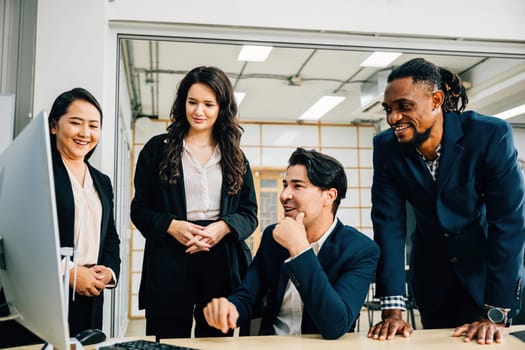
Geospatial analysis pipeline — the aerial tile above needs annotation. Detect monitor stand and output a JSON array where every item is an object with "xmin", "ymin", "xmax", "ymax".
[
  {"xmin": 41, "ymin": 337, "xmax": 83, "ymax": 350},
  {"xmin": 58, "ymin": 247, "xmax": 85, "ymax": 350}
]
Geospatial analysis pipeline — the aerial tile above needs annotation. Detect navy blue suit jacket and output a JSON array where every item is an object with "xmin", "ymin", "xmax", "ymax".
[
  {"xmin": 372, "ymin": 111, "xmax": 525, "ymax": 316},
  {"xmin": 228, "ymin": 220, "xmax": 379, "ymax": 339}
]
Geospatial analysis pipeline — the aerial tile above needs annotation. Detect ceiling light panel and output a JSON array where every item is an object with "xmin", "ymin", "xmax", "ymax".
[
  {"xmin": 361, "ymin": 52, "xmax": 402, "ymax": 68},
  {"xmin": 299, "ymin": 96, "xmax": 346, "ymax": 121},
  {"xmin": 495, "ymin": 104, "xmax": 525, "ymax": 120},
  {"xmin": 234, "ymin": 92, "xmax": 246, "ymax": 106},
  {"xmin": 237, "ymin": 45, "xmax": 273, "ymax": 62}
]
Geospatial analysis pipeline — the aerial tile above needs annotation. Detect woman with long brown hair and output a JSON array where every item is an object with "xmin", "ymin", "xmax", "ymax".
[{"xmin": 131, "ymin": 66, "xmax": 258, "ymax": 340}]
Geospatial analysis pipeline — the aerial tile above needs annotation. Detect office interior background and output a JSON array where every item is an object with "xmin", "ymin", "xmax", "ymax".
[{"xmin": 1, "ymin": 0, "xmax": 525, "ymax": 338}]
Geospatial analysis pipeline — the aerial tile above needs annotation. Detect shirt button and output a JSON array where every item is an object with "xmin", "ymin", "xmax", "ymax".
[{"xmin": 450, "ymin": 257, "xmax": 458, "ymax": 263}]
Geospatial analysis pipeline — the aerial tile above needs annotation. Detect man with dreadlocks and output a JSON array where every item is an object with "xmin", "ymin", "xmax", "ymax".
[{"xmin": 368, "ymin": 58, "xmax": 525, "ymax": 344}]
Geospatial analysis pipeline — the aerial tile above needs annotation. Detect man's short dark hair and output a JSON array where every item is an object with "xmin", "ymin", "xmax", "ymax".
[{"xmin": 288, "ymin": 148, "xmax": 347, "ymax": 214}]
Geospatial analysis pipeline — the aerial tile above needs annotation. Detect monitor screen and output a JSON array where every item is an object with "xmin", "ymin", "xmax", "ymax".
[{"xmin": 0, "ymin": 111, "xmax": 70, "ymax": 350}]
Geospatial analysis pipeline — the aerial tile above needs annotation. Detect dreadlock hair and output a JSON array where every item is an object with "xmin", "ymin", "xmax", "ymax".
[
  {"xmin": 387, "ymin": 57, "xmax": 468, "ymax": 113},
  {"xmin": 159, "ymin": 66, "xmax": 246, "ymax": 195}
]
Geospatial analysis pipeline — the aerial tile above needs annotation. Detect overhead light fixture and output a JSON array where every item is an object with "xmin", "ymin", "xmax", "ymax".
[
  {"xmin": 298, "ymin": 95, "xmax": 345, "ymax": 121},
  {"xmin": 495, "ymin": 104, "xmax": 525, "ymax": 120},
  {"xmin": 361, "ymin": 52, "xmax": 402, "ymax": 68},
  {"xmin": 234, "ymin": 92, "xmax": 246, "ymax": 106},
  {"xmin": 237, "ymin": 45, "xmax": 273, "ymax": 62}
]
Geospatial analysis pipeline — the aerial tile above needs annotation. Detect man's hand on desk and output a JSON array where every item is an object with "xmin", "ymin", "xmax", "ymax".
[
  {"xmin": 452, "ymin": 320, "xmax": 506, "ymax": 344},
  {"xmin": 203, "ymin": 297, "xmax": 239, "ymax": 334},
  {"xmin": 367, "ymin": 309, "xmax": 413, "ymax": 340}
]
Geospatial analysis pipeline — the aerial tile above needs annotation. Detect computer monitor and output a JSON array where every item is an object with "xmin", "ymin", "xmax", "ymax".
[{"xmin": 0, "ymin": 111, "xmax": 70, "ymax": 350}]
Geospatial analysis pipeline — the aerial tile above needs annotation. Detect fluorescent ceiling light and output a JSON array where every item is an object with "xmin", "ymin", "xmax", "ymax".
[
  {"xmin": 237, "ymin": 45, "xmax": 273, "ymax": 62},
  {"xmin": 361, "ymin": 52, "xmax": 402, "ymax": 68},
  {"xmin": 469, "ymin": 71, "xmax": 525, "ymax": 103},
  {"xmin": 495, "ymin": 104, "xmax": 525, "ymax": 120},
  {"xmin": 234, "ymin": 92, "xmax": 246, "ymax": 106},
  {"xmin": 298, "ymin": 96, "xmax": 346, "ymax": 121}
]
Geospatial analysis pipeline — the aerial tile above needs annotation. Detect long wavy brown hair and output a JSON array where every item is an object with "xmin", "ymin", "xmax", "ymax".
[{"xmin": 159, "ymin": 66, "xmax": 245, "ymax": 195}]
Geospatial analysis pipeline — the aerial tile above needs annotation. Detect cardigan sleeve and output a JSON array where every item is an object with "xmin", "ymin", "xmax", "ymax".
[
  {"xmin": 130, "ymin": 136, "xmax": 175, "ymax": 241},
  {"xmin": 221, "ymin": 157, "xmax": 258, "ymax": 241}
]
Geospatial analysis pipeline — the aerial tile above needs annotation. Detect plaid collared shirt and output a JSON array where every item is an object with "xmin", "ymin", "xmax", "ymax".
[
  {"xmin": 416, "ymin": 144, "xmax": 442, "ymax": 181},
  {"xmin": 380, "ymin": 295, "xmax": 407, "ymax": 311}
]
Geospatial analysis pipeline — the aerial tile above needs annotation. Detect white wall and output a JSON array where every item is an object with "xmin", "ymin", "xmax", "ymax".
[
  {"xmin": 107, "ymin": 0, "xmax": 525, "ymax": 41},
  {"xmin": 33, "ymin": 0, "xmax": 525, "ymax": 177},
  {"xmin": 33, "ymin": 0, "xmax": 115, "ymax": 173}
]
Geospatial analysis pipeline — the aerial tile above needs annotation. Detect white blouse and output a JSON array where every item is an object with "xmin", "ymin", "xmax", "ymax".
[
  {"xmin": 65, "ymin": 165, "xmax": 102, "ymax": 267},
  {"xmin": 181, "ymin": 142, "xmax": 223, "ymax": 221}
]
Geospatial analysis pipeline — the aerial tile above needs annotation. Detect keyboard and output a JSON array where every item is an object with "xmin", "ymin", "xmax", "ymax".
[{"xmin": 99, "ymin": 339, "xmax": 198, "ymax": 350}]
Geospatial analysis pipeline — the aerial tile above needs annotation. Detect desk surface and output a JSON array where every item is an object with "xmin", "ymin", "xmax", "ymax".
[
  {"xmin": 7, "ymin": 326, "xmax": 525, "ymax": 350},
  {"xmin": 162, "ymin": 326, "xmax": 525, "ymax": 350}
]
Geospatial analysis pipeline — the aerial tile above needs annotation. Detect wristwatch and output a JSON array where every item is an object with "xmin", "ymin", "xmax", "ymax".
[{"xmin": 484, "ymin": 307, "xmax": 510, "ymax": 326}]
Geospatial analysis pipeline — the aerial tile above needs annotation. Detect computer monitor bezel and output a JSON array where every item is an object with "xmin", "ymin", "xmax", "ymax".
[{"xmin": 0, "ymin": 111, "xmax": 70, "ymax": 350}]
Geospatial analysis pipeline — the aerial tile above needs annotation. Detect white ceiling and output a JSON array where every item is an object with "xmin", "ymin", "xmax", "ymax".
[{"xmin": 120, "ymin": 39, "xmax": 525, "ymax": 127}]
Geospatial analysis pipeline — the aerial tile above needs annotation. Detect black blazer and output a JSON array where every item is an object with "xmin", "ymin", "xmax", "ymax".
[
  {"xmin": 52, "ymin": 150, "xmax": 121, "ymax": 329},
  {"xmin": 130, "ymin": 134, "xmax": 258, "ymax": 317},
  {"xmin": 229, "ymin": 220, "xmax": 379, "ymax": 339},
  {"xmin": 372, "ymin": 111, "xmax": 525, "ymax": 316}
]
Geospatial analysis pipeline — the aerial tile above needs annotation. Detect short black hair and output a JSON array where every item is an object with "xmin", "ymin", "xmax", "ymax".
[{"xmin": 288, "ymin": 148, "xmax": 347, "ymax": 214}]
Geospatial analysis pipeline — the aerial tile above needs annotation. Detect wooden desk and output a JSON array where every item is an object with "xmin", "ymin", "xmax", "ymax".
[
  {"xmin": 6, "ymin": 327, "xmax": 525, "ymax": 350},
  {"xmin": 163, "ymin": 326, "xmax": 525, "ymax": 350}
]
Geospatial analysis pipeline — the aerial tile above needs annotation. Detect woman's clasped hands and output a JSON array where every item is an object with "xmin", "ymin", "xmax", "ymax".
[{"xmin": 168, "ymin": 219, "xmax": 230, "ymax": 254}]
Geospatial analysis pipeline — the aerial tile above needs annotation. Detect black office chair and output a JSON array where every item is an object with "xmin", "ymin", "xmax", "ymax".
[
  {"xmin": 405, "ymin": 268, "xmax": 418, "ymax": 329},
  {"xmin": 364, "ymin": 282, "xmax": 381, "ymax": 328}
]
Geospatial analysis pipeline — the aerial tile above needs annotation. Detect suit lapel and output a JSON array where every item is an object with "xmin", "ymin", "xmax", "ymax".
[
  {"xmin": 53, "ymin": 152, "xmax": 76, "ymax": 248},
  {"xmin": 436, "ymin": 113, "xmax": 464, "ymax": 194},
  {"xmin": 401, "ymin": 147, "xmax": 435, "ymax": 196},
  {"xmin": 317, "ymin": 220, "xmax": 345, "ymax": 270},
  {"xmin": 89, "ymin": 166, "xmax": 108, "ymax": 262}
]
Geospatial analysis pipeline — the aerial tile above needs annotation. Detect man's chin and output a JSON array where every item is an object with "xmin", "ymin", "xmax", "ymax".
[
  {"xmin": 396, "ymin": 127, "xmax": 431, "ymax": 149},
  {"xmin": 284, "ymin": 210, "xmax": 296, "ymax": 218}
]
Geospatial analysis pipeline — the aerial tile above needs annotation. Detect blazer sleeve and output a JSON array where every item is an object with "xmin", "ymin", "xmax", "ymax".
[
  {"xmin": 285, "ymin": 235, "xmax": 380, "ymax": 339},
  {"xmin": 99, "ymin": 174, "xmax": 121, "ymax": 283},
  {"xmin": 371, "ymin": 136, "xmax": 409, "ymax": 297},
  {"xmin": 228, "ymin": 226, "xmax": 272, "ymax": 325},
  {"xmin": 221, "ymin": 157, "xmax": 258, "ymax": 241},
  {"xmin": 130, "ymin": 137, "xmax": 174, "ymax": 241},
  {"xmin": 481, "ymin": 122, "xmax": 525, "ymax": 310}
]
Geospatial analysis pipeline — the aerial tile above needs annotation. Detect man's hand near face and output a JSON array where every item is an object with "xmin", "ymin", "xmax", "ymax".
[{"xmin": 272, "ymin": 212, "xmax": 310, "ymax": 257}]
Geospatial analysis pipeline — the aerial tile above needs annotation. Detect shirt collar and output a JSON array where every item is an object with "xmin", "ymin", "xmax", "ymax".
[
  {"xmin": 416, "ymin": 144, "xmax": 442, "ymax": 161},
  {"xmin": 311, "ymin": 218, "xmax": 337, "ymax": 255}
]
